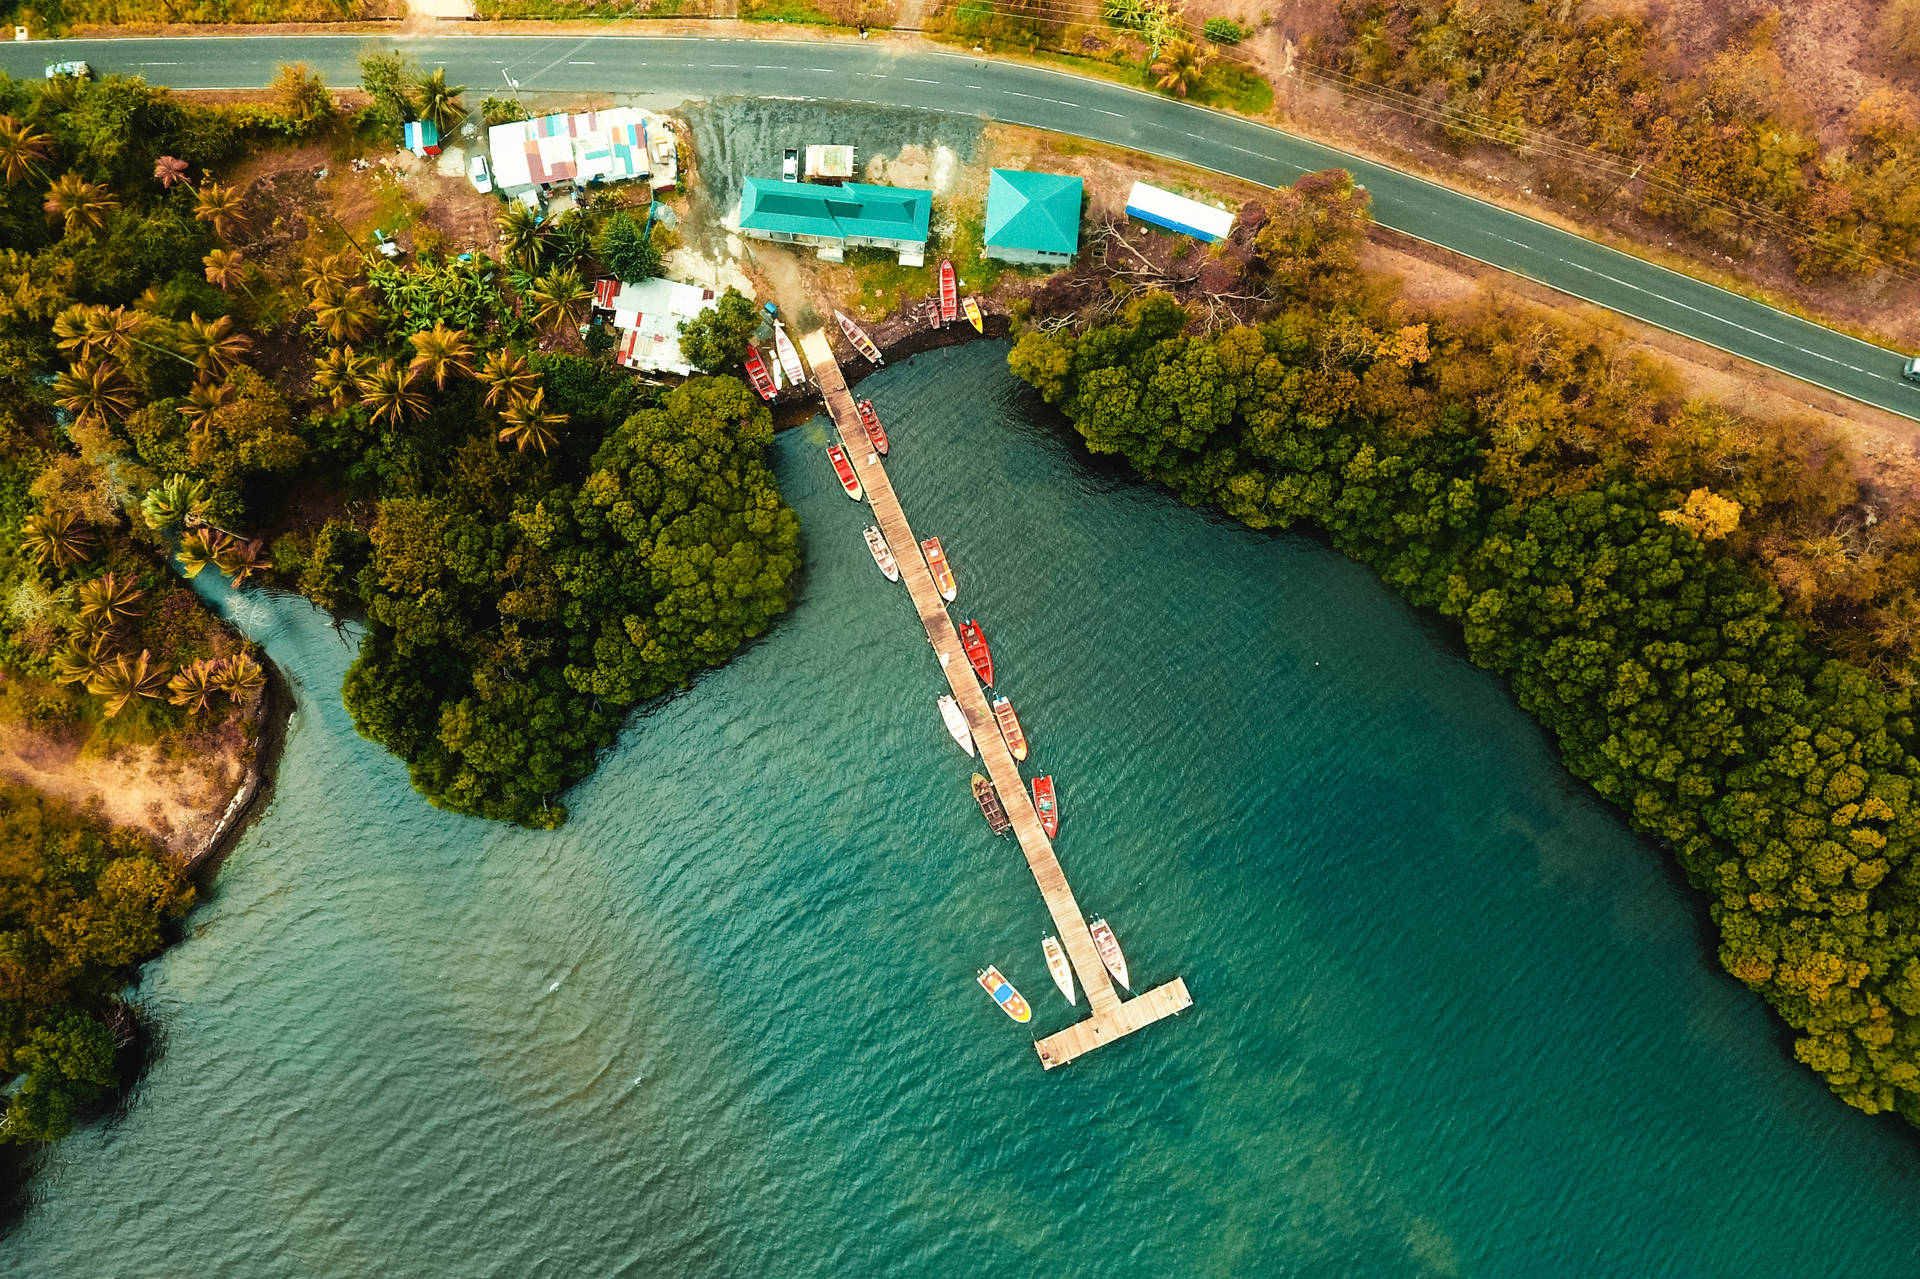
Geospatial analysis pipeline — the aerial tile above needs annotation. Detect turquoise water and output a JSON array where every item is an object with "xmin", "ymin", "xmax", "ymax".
[{"xmin": 10, "ymin": 343, "xmax": 1920, "ymax": 1276}]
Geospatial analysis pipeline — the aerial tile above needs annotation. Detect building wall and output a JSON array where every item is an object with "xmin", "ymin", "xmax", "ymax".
[{"xmin": 984, "ymin": 244, "xmax": 1073, "ymax": 265}]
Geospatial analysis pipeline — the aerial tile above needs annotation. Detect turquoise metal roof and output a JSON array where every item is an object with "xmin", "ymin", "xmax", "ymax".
[
  {"xmin": 739, "ymin": 178, "xmax": 931, "ymax": 243},
  {"xmin": 984, "ymin": 170, "xmax": 1083, "ymax": 255}
]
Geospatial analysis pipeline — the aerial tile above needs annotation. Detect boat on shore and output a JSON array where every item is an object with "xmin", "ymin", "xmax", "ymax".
[
  {"xmin": 977, "ymin": 966, "xmax": 1031, "ymax": 1022},
  {"xmin": 991, "ymin": 695, "xmax": 1028, "ymax": 761},
  {"xmin": 863, "ymin": 526, "xmax": 898, "ymax": 582},
  {"xmin": 958, "ymin": 618, "xmax": 994, "ymax": 686},
  {"xmin": 939, "ymin": 695, "xmax": 974, "ymax": 756},
  {"xmin": 972, "ymin": 772, "xmax": 1012, "ymax": 836},
  {"xmin": 827, "ymin": 444, "xmax": 863, "ymax": 500},
  {"xmin": 925, "ymin": 299, "xmax": 941, "ymax": 330},
  {"xmin": 962, "ymin": 296, "xmax": 984, "ymax": 334},
  {"xmin": 857, "ymin": 399, "xmax": 889, "ymax": 455},
  {"xmin": 1042, "ymin": 935, "xmax": 1075, "ymax": 1005},
  {"xmin": 1089, "ymin": 918, "xmax": 1129, "ymax": 990},
  {"xmin": 939, "ymin": 259, "xmax": 958, "ymax": 325},
  {"xmin": 921, "ymin": 537, "xmax": 957, "ymax": 601},
  {"xmin": 743, "ymin": 343, "xmax": 777, "ymax": 401},
  {"xmin": 1032, "ymin": 775, "xmax": 1057, "ymax": 838},
  {"xmin": 772, "ymin": 321, "xmax": 807, "ymax": 385},
  {"xmin": 835, "ymin": 309, "xmax": 884, "ymax": 364}
]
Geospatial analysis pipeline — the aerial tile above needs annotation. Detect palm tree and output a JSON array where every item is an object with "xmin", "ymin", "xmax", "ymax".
[
  {"xmin": 141, "ymin": 474, "xmax": 211, "ymax": 533},
  {"xmin": 176, "ymin": 381, "xmax": 235, "ymax": 447},
  {"xmin": 193, "ymin": 181, "xmax": 247, "ymax": 242},
  {"xmin": 476, "ymin": 348, "xmax": 538, "ymax": 410},
  {"xmin": 407, "ymin": 321, "xmax": 475, "ymax": 390},
  {"xmin": 498, "ymin": 204, "xmax": 546, "ymax": 271},
  {"xmin": 497, "ymin": 388, "xmax": 566, "ymax": 456},
  {"xmin": 43, "ymin": 171, "xmax": 118, "ymax": 236},
  {"xmin": 526, "ymin": 267, "xmax": 590, "ymax": 334},
  {"xmin": 415, "ymin": 68, "xmax": 467, "ymax": 134},
  {"xmin": 214, "ymin": 652, "xmax": 267, "ymax": 698},
  {"xmin": 76, "ymin": 571, "xmax": 145, "ymax": 631},
  {"xmin": 203, "ymin": 247, "xmax": 246, "ymax": 291},
  {"xmin": 153, "ymin": 155, "xmax": 189, "ymax": 189},
  {"xmin": 212, "ymin": 537, "xmax": 272, "ymax": 587},
  {"xmin": 356, "ymin": 360, "xmax": 430, "ymax": 428},
  {"xmin": 301, "ymin": 251, "xmax": 362, "ymax": 298},
  {"xmin": 175, "ymin": 527, "xmax": 221, "ymax": 579},
  {"xmin": 52, "ymin": 633, "xmax": 115, "ymax": 688},
  {"xmin": 167, "ymin": 658, "xmax": 223, "ymax": 713},
  {"xmin": 0, "ymin": 115, "xmax": 50, "ymax": 186},
  {"xmin": 175, "ymin": 313, "xmax": 252, "ymax": 377},
  {"xmin": 53, "ymin": 359, "xmax": 135, "ymax": 426},
  {"xmin": 313, "ymin": 346, "xmax": 368, "ymax": 410},
  {"xmin": 1149, "ymin": 37, "xmax": 1215, "ymax": 98},
  {"xmin": 88, "ymin": 649, "xmax": 169, "ymax": 718},
  {"xmin": 18, "ymin": 508, "xmax": 93, "ymax": 570},
  {"xmin": 312, "ymin": 287, "xmax": 377, "ymax": 345}
]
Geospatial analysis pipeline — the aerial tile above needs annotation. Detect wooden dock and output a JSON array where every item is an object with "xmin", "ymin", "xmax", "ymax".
[{"xmin": 798, "ymin": 330, "xmax": 1192, "ymax": 1069}]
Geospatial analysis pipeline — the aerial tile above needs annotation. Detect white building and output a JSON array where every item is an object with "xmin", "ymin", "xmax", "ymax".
[
  {"xmin": 487, "ymin": 108, "xmax": 679, "ymax": 198},
  {"xmin": 593, "ymin": 277, "xmax": 723, "ymax": 376},
  {"xmin": 1124, "ymin": 181, "xmax": 1236, "ymax": 243}
]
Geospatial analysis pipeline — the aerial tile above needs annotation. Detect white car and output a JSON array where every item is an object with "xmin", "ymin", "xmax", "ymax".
[
  {"xmin": 468, "ymin": 154, "xmax": 493, "ymax": 194},
  {"xmin": 44, "ymin": 60, "xmax": 89, "ymax": 80}
]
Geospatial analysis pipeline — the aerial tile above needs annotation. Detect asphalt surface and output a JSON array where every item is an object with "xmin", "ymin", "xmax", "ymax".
[{"xmin": 5, "ymin": 32, "xmax": 1916, "ymax": 420}]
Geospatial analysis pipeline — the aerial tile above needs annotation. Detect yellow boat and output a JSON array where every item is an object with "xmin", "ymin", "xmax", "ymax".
[{"xmin": 962, "ymin": 296, "xmax": 984, "ymax": 333}]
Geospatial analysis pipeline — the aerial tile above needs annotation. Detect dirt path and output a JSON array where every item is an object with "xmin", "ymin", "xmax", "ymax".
[{"xmin": 0, "ymin": 728, "xmax": 241, "ymax": 859}]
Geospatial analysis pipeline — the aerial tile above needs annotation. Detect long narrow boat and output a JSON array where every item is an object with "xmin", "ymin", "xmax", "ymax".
[
  {"xmin": 827, "ymin": 444, "xmax": 863, "ymax": 500},
  {"xmin": 1032, "ymin": 775, "xmax": 1058, "ymax": 838},
  {"xmin": 835, "ymin": 309, "xmax": 884, "ymax": 364},
  {"xmin": 962, "ymin": 296, "xmax": 984, "ymax": 334},
  {"xmin": 921, "ymin": 537, "xmax": 957, "ymax": 602},
  {"xmin": 1088, "ymin": 918, "xmax": 1130, "ymax": 990},
  {"xmin": 926, "ymin": 299, "xmax": 942, "ymax": 331},
  {"xmin": 939, "ymin": 695, "xmax": 974, "ymax": 756},
  {"xmin": 772, "ymin": 321, "xmax": 807, "ymax": 385},
  {"xmin": 743, "ymin": 343, "xmax": 778, "ymax": 401},
  {"xmin": 863, "ymin": 525, "xmax": 898, "ymax": 582},
  {"xmin": 977, "ymin": 966, "xmax": 1031, "ymax": 1022},
  {"xmin": 958, "ymin": 618, "xmax": 994, "ymax": 686},
  {"xmin": 857, "ymin": 399, "xmax": 889, "ymax": 455},
  {"xmin": 972, "ymin": 772, "xmax": 1012, "ymax": 836},
  {"xmin": 1041, "ymin": 935, "xmax": 1075, "ymax": 1005},
  {"xmin": 991, "ymin": 695, "xmax": 1028, "ymax": 761},
  {"xmin": 938, "ymin": 259, "xmax": 958, "ymax": 325}
]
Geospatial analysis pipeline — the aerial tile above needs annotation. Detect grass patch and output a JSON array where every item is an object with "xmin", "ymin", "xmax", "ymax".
[{"xmin": 742, "ymin": 0, "xmax": 852, "ymax": 27}]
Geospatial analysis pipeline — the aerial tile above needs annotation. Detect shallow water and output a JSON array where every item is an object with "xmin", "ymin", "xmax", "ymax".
[{"xmin": 10, "ymin": 343, "xmax": 1920, "ymax": 1277}]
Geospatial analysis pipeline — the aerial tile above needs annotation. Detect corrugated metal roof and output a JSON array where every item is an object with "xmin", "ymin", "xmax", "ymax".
[
  {"xmin": 984, "ymin": 170, "xmax": 1083, "ymax": 255},
  {"xmin": 739, "ymin": 178, "xmax": 931, "ymax": 243},
  {"xmin": 1124, "ymin": 181, "xmax": 1236, "ymax": 242}
]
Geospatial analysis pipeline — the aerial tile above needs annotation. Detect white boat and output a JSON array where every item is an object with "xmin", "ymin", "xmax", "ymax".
[
  {"xmin": 772, "ymin": 321, "xmax": 807, "ymax": 385},
  {"xmin": 1042, "ymin": 935, "xmax": 1075, "ymax": 1005},
  {"xmin": 1088, "ymin": 917, "xmax": 1129, "ymax": 990},
  {"xmin": 863, "ymin": 526, "xmax": 899, "ymax": 582},
  {"xmin": 938, "ymin": 695, "xmax": 974, "ymax": 756}
]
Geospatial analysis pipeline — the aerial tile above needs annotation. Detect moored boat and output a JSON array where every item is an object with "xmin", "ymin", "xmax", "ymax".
[
  {"xmin": 939, "ymin": 695, "xmax": 974, "ymax": 756},
  {"xmin": 863, "ymin": 525, "xmax": 898, "ymax": 582},
  {"xmin": 939, "ymin": 259, "xmax": 958, "ymax": 325},
  {"xmin": 991, "ymin": 695, "xmax": 1028, "ymax": 761},
  {"xmin": 958, "ymin": 618, "xmax": 994, "ymax": 686},
  {"xmin": 1089, "ymin": 917, "xmax": 1130, "ymax": 990},
  {"xmin": 827, "ymin": 444, "xmax": 863, "ymax": 500},
  {"xmin": 1042, "ymin": 935, "xmax": 1075, "ymax": 1005},
  {"xmin": 962, "ymin": 296, "xmax": 984, "ymax": 333},
  {"xmin": 926, "ymin": 299, "xmax": 942, "ymax": 330},
  {"xmin": 977, "ymin": 966, "xmax": 1031, "ymax": 1022},
  {"xmin": 772, "ymin": 321, "xmax": 807, "ymax": 385},
  {"xmin": 857, "ymin": 399, "xmax": 889, "ymax": 455},
  {"xmin": 972, "ymin": 772, "xmax": 1012, "ymax": 836},
  {"xmin": 921, "ymin": 537, "xmax": 957, "ymax": 602},
  {"xmin": 1032, "ymin": 775, "xmax": 1058, "ymax": 838},
  {"xmin": 743, "ymin": 343, "xmax": 777, "ymax": 401},
  {"xmin": 835, "ymin": 309, "xmax": 885, "ymax": 364}
]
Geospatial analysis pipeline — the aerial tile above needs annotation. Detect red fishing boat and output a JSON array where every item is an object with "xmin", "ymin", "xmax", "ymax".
[
  {"xmin": 938, "ymin": 259, "xmax": 958, "ymax": 325},
  {"xmin": 857, "ymin": 399, "xmax": 889, "ymax": 455},
  {"xmin": 921, "ymin": 537, "xmax": 956, "ymax": 601},
  {"xmin": 827, "ymin": 444, "xmax": 863, "ymax": 501},
  {"xmin": 1032, "ymin": 775, "xmax": 1058, "ymax": 838},
  {"xmin": 958, "ymin": 618, "xmax": 993, "ymax": 686},
  {"xmin": 743, "ymin": 343, "xmax": 777, "ymax": 401}
]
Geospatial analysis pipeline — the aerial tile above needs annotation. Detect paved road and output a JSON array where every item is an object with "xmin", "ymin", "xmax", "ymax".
[{"xmin": 5, "ymin": 32, "xmax": 1916, "ymax": 419}]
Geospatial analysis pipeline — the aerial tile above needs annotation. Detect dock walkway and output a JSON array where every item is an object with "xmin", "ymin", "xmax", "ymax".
[{"xmin": 799, "ymin": 330, "xmax": 1191, "ymax": 1068}]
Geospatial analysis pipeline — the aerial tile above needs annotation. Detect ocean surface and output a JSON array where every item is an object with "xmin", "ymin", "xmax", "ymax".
[{"xmin": 9, "ymin": 342, "xmax": 1920, "ymax": 1277}]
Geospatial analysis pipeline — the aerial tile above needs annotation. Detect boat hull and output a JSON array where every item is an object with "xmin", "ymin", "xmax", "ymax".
[
  {"xmin": 835, "ymin": 309, "xmax": 884, "ymax": 364},
  {"xmin": 972, "ymin": 773, "xmax": 1012, "ymax": 836},
  {"xmin": 921, "ymin": 538, "xmax": 957, "ymax": 601},
  {"xmin": 743, "ymin": 344, "xmax": 777, "ymax": 401},
  {"xmin": 963, "ymin": 296, "xmax": 984, "ymax": 333},
  {"xmin": 1089, "ymin": 918, "xmax": 1130, "ymax": 990},
  {"xmin": 939, "ymin": 259, "xmax": 958, "ymax": 325},
  {"xmin": 959, "ymin": 619, "xmax": 994, "ymax": 686},
  {"xmin": 1042, "ymin": 935, "xmax": 1075, "ymax": 1005},
  {"xmin": 939, "ymin": 695, "xmax": 975, "ymax": 756},
  {"xmin": 857, "ymin": 400, "xmax": 889, "ymax": 455},
  {"xmin": 978, "ymin": 967, "xmax": 1031, "ymax": 1022},
  {"xmin": 1032, "ymin": 775, "xmax": 1058, "ymax": 838},
  {"xmin": 992, "ymin": 696, "xmax": 1028, "ymax": 761},
  {"xmin": 772, "ymin": 323, "xmax": 807, "ymax": 385},
  {"xmin": 827, "ymin": 444, "xmax": 863, "ymax": 500},
  {"xmin": 864, "ymin": 526, "xmax": 899, "ymax": 582}
]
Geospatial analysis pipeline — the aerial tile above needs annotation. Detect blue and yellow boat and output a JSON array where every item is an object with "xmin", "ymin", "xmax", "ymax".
[{"xmin": 977, "ymin": 967, "xmax": 1031, "ymax": 1023}]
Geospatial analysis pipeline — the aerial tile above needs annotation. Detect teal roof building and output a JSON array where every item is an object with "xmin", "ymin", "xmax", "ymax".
[
  {"xmin": 984, "ymin": 170, "xmax": 1083, "ymax": 265},
  {"xmin": 738, "ymin": 178, "xmax": 932, "ymax": 265}
]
